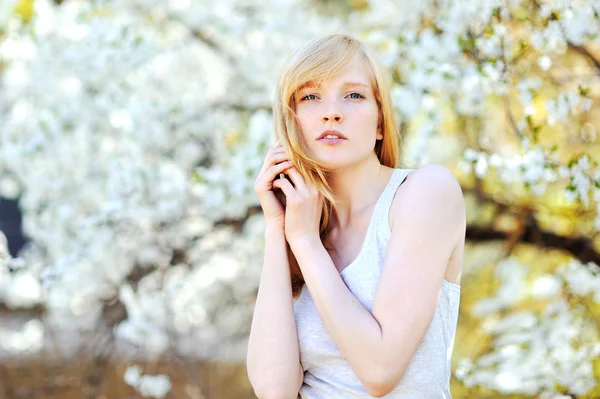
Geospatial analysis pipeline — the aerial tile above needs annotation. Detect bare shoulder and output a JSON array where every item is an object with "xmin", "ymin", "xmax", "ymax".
[
  {"xmin": 390, "ymin": 164, "xmax": 465, "ymax": 232},
  {"xmin": 402, "ymin": 164, "xmax": 462, "ymax": 191}
]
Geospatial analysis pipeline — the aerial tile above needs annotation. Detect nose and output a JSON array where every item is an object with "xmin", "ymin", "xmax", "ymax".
[{"xmin": 322, "ymin": 103, "xmax": 343, "ymax": 124}]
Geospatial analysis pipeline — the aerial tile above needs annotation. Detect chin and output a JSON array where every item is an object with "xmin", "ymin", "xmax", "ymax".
[
  {"xmin": 309, "ymin": 145, "xmax": 375, "ymax": 170},
  {"xmin": 314, "ymin": 157, "xmax": 360, "ymax": 172}
]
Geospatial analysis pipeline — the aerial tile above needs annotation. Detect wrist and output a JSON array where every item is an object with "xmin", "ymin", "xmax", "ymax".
[
  {"xmin": 288, "ymin": 235, "xmax": 321, "ymax": 252},
  {"xmin": 264, "ymin": 222, "xmax": 284, "ymax": 237}
]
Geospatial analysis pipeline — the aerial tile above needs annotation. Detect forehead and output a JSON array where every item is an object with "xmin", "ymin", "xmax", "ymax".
[
  {"xmin": 298, "ymin": 80, "xmax": 370, "ymax": 91},
  {"xmin": 298, "ymin": 58, "xmax": 373, "ymax": 91}
]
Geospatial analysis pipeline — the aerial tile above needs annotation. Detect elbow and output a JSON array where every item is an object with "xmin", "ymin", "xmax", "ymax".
[
  {"xmin": 248, "ymin": 366, "xmax": 301, "ymax": 399},
  {"xmin": 365, "ymin": 382, "xmax": 396, "ymax": 398},
  {"xmin": 366, "ymin": 385, "xmax": 395, "ymax": 398},
  {"xmin": 254, "ymin": 385, "xmax": 298, "ymax": 399},
  {"xmin": 364, "ymin": 367, "xmax": 403, "ymax": 398}
]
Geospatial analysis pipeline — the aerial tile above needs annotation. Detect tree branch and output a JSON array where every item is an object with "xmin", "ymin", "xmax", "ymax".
[
  {"xmin": 569, "ymin": 43, "xmax": 600, "ymax": 75},
  {"xmin": 504, "ymin": 96, "xmax": 525, "ymax": 140},
  {"xmin": 465, "ymin": 192, "xmax": 600, "ymax": 267}
]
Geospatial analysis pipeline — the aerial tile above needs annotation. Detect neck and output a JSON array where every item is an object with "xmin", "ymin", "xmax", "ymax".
[{"xmin": 327, "ymin": 154, "xmax": 392, "ymax": 230}]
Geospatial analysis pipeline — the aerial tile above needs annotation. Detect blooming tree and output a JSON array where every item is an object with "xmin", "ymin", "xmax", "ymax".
[{"xmin": 0, "ymin": 0, "xmax": 599, "ymax": 396}]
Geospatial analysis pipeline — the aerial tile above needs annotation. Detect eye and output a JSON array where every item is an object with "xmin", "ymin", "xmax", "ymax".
[
  {"xmin": 348, "ymin": 92, "xmax": 365, "ymax": 99},
  {"xmin": 300, "ymin": 94, "xmax": 318, "ymax": 101}
]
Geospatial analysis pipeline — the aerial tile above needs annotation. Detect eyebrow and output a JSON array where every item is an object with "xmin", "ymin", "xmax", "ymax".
[
  {"xmin": 341, "ymin": 82, "xmax": 369, "ymax": 89},
  {"xmin": 298, "ymin": 81, "xmax": 369, "ymax": 91}
]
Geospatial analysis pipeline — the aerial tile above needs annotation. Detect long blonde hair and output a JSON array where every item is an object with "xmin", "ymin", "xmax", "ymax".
[{"xmin": 272, "ymin": 33, "xmax": 402, "ymax": 298}]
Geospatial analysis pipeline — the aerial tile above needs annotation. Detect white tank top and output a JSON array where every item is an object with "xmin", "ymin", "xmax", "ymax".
[{"xmin": 293, "ymin": 168, "xmax": 461, "ymax": 398}]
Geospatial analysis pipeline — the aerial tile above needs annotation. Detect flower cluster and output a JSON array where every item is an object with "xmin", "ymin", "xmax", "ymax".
[
  {"xmin": 124, "ymin": 364, "xmax": 172, "ymax": 399},
  {"xmin": 459, "ymin": 257, "xmax": 600, "ymax": 396},
  {"xmin": 0, "ymin": 0, "xmax": 599, "ymax": 396}
]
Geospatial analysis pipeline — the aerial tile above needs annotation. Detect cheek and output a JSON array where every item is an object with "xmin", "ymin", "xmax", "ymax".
[
  {"xmin": 365, "ymin": 103, "xmax": 379, "ymax": 119},
  {"xmin": 349, "ymin": 104, "xmax": 379, "ymax": 127},
  {"xmin": 296, "ymin": 107, "xmax": 318, "ymax": 126},
  {"xmin": 295, "ymin": 110, "xmax": 316, "ymax": 137}
]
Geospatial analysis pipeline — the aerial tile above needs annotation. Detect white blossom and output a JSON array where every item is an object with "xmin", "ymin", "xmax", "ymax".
[
  {"xmin": 124, "ymin": 365, "xmax": 172, "ymax": 399},
  {"xmin": 557, "ymin": 260, "xmax": 600, "ymax": 302},
  {"xmin": 0, "ymin": 0, "xmax": 599, "ymax": 396},
  {"xmin": 0, "ymin": 319, "xmax": 45, "ymax": 356},
  {"xmin": 538, "ymin": 55, "xmax": 552, "ymax": 71}
]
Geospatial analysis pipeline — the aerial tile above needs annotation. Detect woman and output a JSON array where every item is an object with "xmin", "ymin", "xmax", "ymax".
[{"xmin": 247, "ymin": 33, "xmax": 465, "ymax": 398}]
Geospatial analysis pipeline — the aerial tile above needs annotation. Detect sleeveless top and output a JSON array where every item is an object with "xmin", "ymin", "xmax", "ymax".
[{"xmin": 293, "ymin": 168, "xmax": 461, "ymax": 398}]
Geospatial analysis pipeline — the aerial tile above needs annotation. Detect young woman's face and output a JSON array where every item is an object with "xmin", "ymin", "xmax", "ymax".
[{"xmin": 294, "ymin": 57, "xmax": 382, "ymax": 170}]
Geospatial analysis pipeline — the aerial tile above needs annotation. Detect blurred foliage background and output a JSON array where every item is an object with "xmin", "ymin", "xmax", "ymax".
[{"xmin": 0, "ymin": 0, "xmax": 599, "ymax": 398}]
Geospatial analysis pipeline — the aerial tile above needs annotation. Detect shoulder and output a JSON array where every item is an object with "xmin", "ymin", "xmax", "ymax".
[
  {"xmin": 390, "ymin": 165, "xmax": 465, "ymax": 231},
  {"xmin": 401, "ymin": 164, "xmax": 462, "ymax": 192}
]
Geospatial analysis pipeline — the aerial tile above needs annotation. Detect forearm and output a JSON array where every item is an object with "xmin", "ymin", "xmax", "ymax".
[
  {"xmin": 289, "ymin": 237, "xmax": 386, "ymax": 387},
  {"xmin": 246, "ymin": 225, "xmax": 302, "ymax": 398}
]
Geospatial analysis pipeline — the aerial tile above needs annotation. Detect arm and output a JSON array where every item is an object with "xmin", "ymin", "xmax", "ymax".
[
  {"xmin": 289, "ymin": 165, "xmax": 465, "ymax": 397},
  {"xmin": 246, "ymin": 224, "xmax": 303, "ymax": 399}
]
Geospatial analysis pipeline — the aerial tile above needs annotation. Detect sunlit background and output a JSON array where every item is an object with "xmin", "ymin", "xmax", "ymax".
[{"xmin": 1, "ymin": 0, "xmax": 599, "ymax": 398}]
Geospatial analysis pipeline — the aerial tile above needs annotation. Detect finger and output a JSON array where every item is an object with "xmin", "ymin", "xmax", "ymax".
[
  {"xmin": 267, "ymin": 150, "xmax": 288, "ymax": 162},
  {"xmin": 283, "ymin": 167, "xmax": 309, "ymax": 194},
  {"xmin": 272, "ymin": 175, "xmax": 297, "ymax": 200},
  {"xmin": 259, "ymin": 149, "xmax": 287, "ymax": 175},
  {"xmin": 256, "ymin": 160, "xmax": 292, "ymax": 193},
  {"xmin": 268, "ymin": 144, "xmax": 285, "ymax": 153},
  {"xmin": 265, "ymin": 160, "xmax": 293, "ymax": 182},
  {"xmin": 262, "ymin": 154, "xmax": 288, "ymax": 176}
]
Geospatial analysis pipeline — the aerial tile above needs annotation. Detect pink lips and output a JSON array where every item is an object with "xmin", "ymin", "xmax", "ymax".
[
  {"xmin": 317, "ymin": 129, "xmax": 347, "ymax": 144},
  {"xmin": 318, "ymin": 137, "xmax": 345, "ymax": 145}
]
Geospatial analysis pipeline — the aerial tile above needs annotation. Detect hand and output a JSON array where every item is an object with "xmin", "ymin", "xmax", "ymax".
[
  {"xmin": 272, "ymin": 166, "xmax": 324, "ymax": 246},
  {"xmin": 254, "ymin": 139, "xmax": 294, "ymax": 228}
]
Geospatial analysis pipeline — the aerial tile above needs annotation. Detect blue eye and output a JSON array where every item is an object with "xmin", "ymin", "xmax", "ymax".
[
  {"xmin": 300, "ymin": 92, "xmax": 365, "ymax": 101},
  {"xmin": 301, "ymin": 94, "xmax": 318, "ymax": 101}
]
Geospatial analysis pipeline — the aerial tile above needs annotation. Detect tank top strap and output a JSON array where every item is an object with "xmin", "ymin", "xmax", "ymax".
[{"xmin": 373, "ymin": 168, "xmax": 414, "ymax": 232}]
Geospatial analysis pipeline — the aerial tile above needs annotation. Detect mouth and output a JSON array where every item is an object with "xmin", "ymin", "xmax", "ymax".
[{"xmin": 317, "ymin": 129, "xmax": 347, "ymax": 142}]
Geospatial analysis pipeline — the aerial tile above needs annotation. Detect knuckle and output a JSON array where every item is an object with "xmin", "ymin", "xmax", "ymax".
[
  {"xmin": 254, "ymin": 177, "xmax": 266, "ymax": 190},
  {"xmin": 269, "ymin": 153, "xmax": 285, "ymax": 163}
]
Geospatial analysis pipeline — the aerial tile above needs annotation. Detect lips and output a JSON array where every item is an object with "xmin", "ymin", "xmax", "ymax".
[{"xmin": 317, "ymin": 129, "xmax": 347, "ymax": 140}]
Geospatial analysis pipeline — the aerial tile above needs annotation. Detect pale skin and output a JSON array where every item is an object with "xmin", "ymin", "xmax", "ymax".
[{"xmin": 252, "ymin": 57, "xmax": 466, "ymax": 397}]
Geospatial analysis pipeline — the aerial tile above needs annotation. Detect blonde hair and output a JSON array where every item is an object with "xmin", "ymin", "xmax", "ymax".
[{"xmin": 272, "ymin": 33, "xmax": 402, "ymax": 297}]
